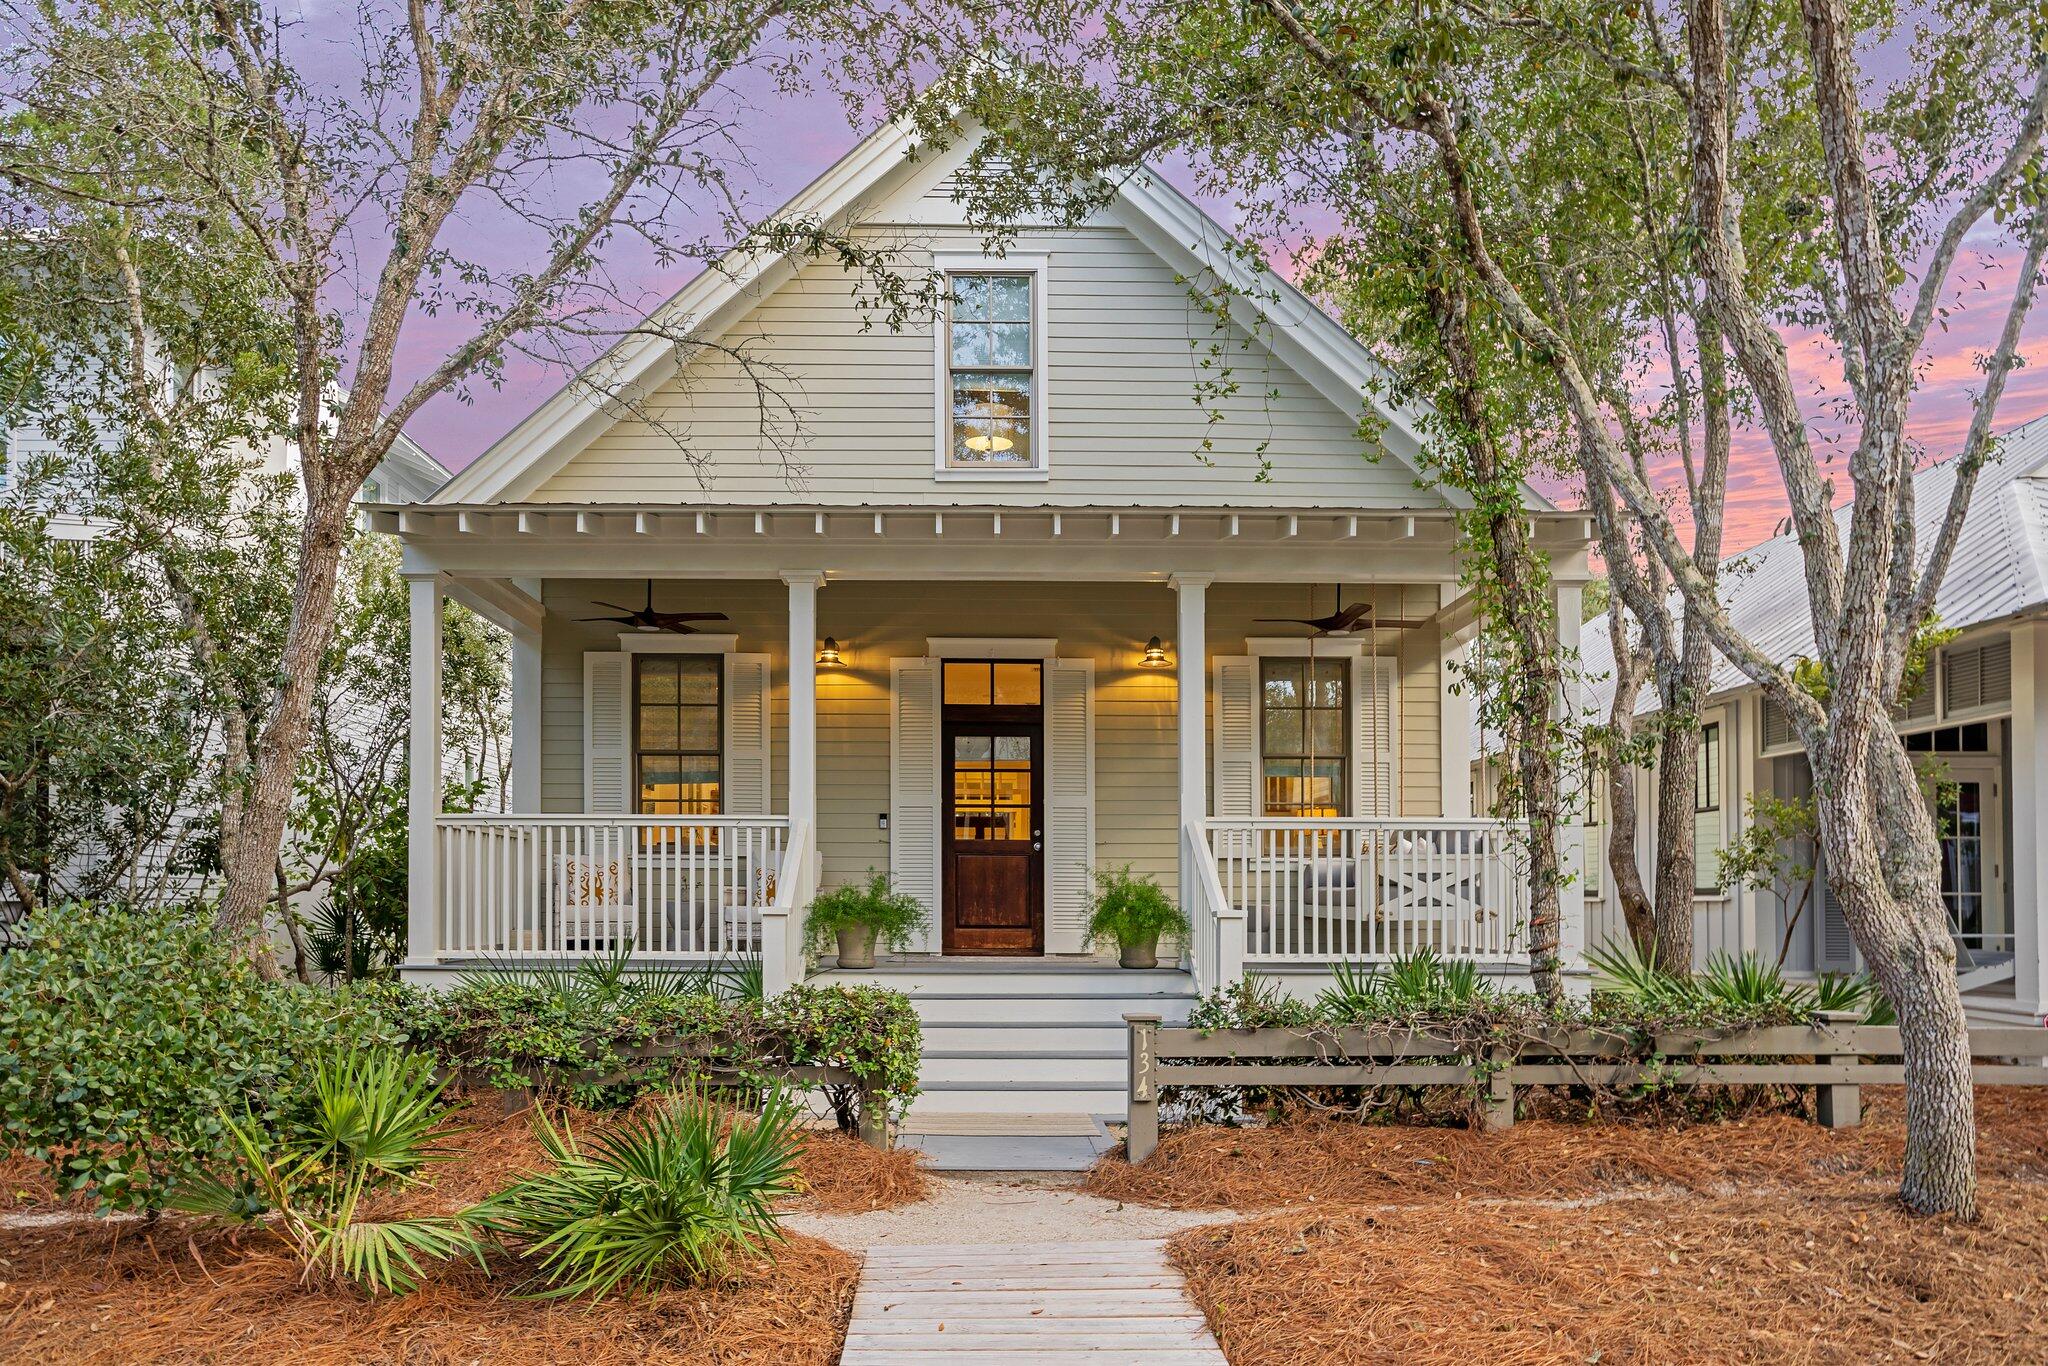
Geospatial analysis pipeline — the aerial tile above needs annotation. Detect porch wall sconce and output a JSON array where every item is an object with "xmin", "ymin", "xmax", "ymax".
[
  {"xmin": 815, "ymin": 637, "xmax": 846, "ymax": 668},
  {"xmin": 1138, "ymin": 635, "xmax": 1172, "ymax": 668}
]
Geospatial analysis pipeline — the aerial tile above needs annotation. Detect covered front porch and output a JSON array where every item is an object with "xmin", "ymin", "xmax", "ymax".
[{"xmin": 384, "ymin": 503, "xmax": 1594, "ymax": 996}]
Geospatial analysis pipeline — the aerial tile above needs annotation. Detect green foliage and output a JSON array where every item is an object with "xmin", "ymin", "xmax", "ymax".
[
  {"xmin": 0, "ymin": 903, "xmax": 402, "ymax": 1211},
  {"xmin": 1315, "ymin": 949, "xmax": 1491, "ymax": 1021},
  {"xmin": 801, "ymin": 869, "xmax": 930, "ymax": 955},
  {"xmin": 395, "ymin": 975, "xmax": 921, "ymax": 1131},
  {"xmin": 757, "ymin": 983, "xmax": 923, "ymax": 1131},
  {"xmin": 1083, "ymin": 865, "xmax": 1188, "ymax": 949},
  {"xmin": 478, "ymin": 1087, "xmax": 797, "ymax": 1300},
  {"xmin": 1187, "ymin": 974, "xmax": 1320, "ymax": 1032},
  {"xmin": 172, "ymin": 1047, "xmax": 485, "ymax": 1295}
]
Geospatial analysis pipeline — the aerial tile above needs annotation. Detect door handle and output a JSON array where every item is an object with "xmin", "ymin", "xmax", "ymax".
[{"xmin": 1033, "ymin": 841, "xmax": 1042, "ymax": 851}]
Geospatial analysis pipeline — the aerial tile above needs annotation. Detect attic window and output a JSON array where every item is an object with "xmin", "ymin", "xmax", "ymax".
[{"xmin": 936, "ymin": 256, "xmax": 1047, "ymax": 474}]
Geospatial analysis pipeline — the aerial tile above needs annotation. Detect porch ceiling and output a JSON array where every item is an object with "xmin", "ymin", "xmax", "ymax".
[{"xmin": 374, "ymin": 503, "xmax": 1595, "ymax": 586}]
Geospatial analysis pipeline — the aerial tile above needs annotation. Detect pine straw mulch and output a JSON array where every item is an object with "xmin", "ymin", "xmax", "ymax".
[
  {"xmin": 0, "ymin": 1090, "xmax": 930, "ymax": 1364},
  {"xmin": 1084, "ymin": 1085, "xmax": 2048, "ymax": 1211},
  {"xmin": 400, "ymin": 1090, "xmax": 929, "ymax": 1216},
  {"xmin": 1169, "ymin": 1179, "xmax": 2048, "ymax": 1365},
  {"xmin": 0, "ymin": 1221, "xmax": 859, "ymax": 1365}
]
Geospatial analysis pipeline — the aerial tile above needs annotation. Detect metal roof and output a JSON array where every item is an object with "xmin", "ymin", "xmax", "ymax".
[{"xmin": 1575, "ymin": 410, "xmax": 2048, "ymax": 720}]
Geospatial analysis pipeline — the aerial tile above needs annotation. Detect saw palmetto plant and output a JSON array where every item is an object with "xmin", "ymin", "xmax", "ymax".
[
  {"xmin": 172, "ymin": 1047, "xmax": 484, "ymax": 1294},
  {"xmin": 476, "ymin": 1086, "xmax": 800, "ymax": 1300}
]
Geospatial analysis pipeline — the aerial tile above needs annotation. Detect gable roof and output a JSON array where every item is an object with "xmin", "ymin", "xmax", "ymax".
[
  {"xmin": 433, "ymin": 115, "xmax": 1524, "ymax": 510},
  {"xmin": 1577, "ymin": 410, "xmax": 2048, "ymax": 718}
]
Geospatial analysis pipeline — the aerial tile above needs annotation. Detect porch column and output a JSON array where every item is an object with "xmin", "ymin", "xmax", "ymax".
[
  {"xmin": 1553, "ymin": 580, "xmax": 1589, "ymax": 987},
  {"xmin": 2012, "ymin": 621, "xmax": 2048, "ymax": 1020},
  {"xmin": 783, "ymin": 572, "xmax": 823, "ymax": 837},
  {"xmin": 406, "ymin": 572, "xmax": 443, "ymax": 964},
  {"xmin": 509, "ymin": 577, "xmax": 542, "ymax": 811}
]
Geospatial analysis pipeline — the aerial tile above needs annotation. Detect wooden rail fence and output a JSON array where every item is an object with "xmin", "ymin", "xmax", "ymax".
[{"xmin": 1121, "ymin": 1012, "xmax": 2048, "ymax": 1163}]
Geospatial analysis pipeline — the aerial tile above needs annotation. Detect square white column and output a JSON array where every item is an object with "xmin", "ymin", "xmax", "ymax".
[
  {"xmin": 510, "ymin": 578, "xmax": 542, "ymax": 812},
  {"xmin": 1172, "ymin": 576, "xmax": 1210, "ymax": 842},
  {"xmin": 406, "ymin": 572, "xmax": 443, "ymax": 964},
  {"xmin": 783, "ymin": 572, "xmax": 823, "ymax": 836},
  {"xmin": 2011, "ymin": 621, "xmax": 2048, "ymax": 1019}
]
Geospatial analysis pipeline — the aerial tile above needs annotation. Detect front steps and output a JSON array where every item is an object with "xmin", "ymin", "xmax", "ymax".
[{"xmin": 811, "ymin": 958, "xmax": 1200, "ymax": 1118}]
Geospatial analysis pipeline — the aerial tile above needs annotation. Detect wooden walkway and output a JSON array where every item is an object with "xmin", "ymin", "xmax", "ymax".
[{"xmin": 840, "ymin": 1238, "xmax": 1228, "ymax": 1363}]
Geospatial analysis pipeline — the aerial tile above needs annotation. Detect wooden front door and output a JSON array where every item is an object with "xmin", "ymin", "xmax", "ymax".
[{"xmin": 941, "ymin": 661, "xmax": 1044, "ymax": 955}]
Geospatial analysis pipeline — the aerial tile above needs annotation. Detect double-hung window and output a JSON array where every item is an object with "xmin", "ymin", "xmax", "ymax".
[
  {"xmin": 1260, "ymin": 658, "xmax": 1350, "ymax": 817},
  {"xmin": 942, "ymin": 265, "xmax": 1042, "ymax": 471},
  {"xmin": 634, "ymin": 655, "xmax": 722, "ymax": 816},
  {"xmin": 1693, "ymin": 721, "xmax": 1723, "ymax": 894}
]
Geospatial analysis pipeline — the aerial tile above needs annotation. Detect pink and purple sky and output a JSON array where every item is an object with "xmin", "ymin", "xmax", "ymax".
[{"xmin": 395, "ymin": 87, "xmax": 2048, "ymax": 558}]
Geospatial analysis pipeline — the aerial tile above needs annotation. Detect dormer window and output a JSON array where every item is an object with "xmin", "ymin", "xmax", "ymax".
[{"xmin": 936, "ymin": 256, "xmax": 1048, "ymax": 475}]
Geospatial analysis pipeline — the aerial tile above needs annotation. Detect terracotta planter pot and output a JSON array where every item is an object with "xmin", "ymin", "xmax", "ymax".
[
  {"xmin": 1119, "ymin": 936, "xmax": 1160, "ymax": 970},
  {"xmin": 837, "ymin": 924, "xmax": 878, "ymax": 969}
]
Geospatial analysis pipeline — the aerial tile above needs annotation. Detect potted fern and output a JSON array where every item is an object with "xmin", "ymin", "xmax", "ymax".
[
  {"xmin": 1085, "ymin": 865, "xmax": 1189, "ymax": 969},
  {"xmin": 802, "ymin": 870, "xmax": 929, "ymax": 969}
]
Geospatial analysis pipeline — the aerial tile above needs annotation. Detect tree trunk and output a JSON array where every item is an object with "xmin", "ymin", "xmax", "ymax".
[
  {"xmin": 1651, "ymin": 719, "xmax": 1700, "ymax": 971},
  {"xmin": 1819, "ymin": 731, "xmax": 1977, "ymax": 1217},
  {"xmin": 1603, "ymin": 604, "xmax": 1656, "ymax": 953},
  {"xmin": 1429, "ymin": 284, "xmax": 1566, "ymax": 1003},
  {"xmin": 214, "ymin": 484, "xmax": 359, "ymax": 969}
]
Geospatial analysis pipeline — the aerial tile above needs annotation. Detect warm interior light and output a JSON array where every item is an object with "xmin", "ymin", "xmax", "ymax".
[
  {"xmin": 964, "ymin": 431, "xmax": 1015, "ymax": 453},
  {"xmin": 1139, "ymin": 635, "xmax": 1171, "ymax": 668},
  {"xmin": 815, "ymin": 636, "xmax": 845, "ymax": 668}
]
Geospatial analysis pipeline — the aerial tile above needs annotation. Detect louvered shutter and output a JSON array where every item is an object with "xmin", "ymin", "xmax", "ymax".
[
  {"xmin": 889, "ymin": 658, "xmax": 941, "ymax": 949},
  {"xmin": 721, "ymin": 653, "xmax": 772, "ymax": 815},
  {"xmin": 1942, "ymin": 637, "xmax": 2011, "ymax": 715},
  {"xmin": 1352, "ymin": 654, "xmax": 1397, "ymax": 817},
  {"xmin": 1213, "ymin": 656, "xmax": 1259, "ymax": 818},
  {"xmin": 583, "ymin": 651, "xmax": 630, "ymax": 813},
  {"xmin": 1762, "ymin": 696, "xmax": 1799, "ymax": 752},
  {"xmin": 1815, "ymin": 874, "xmax": 1856, "ymax": 970},
  {"xmin": 1045, "ymin": 659, "xmax": 1096, "ymax": 953}
]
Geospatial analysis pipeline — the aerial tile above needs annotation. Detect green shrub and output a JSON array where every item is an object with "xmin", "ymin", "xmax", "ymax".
[
  {"xmin": 0, "ymin": 903, "xmax": 402, "ymax": 1211},
  {"xmin": 754, "ymin": 983, "xmax": 923, "ymax": 1130},
  {"xmin": 172, "ymin": 1046, "xmax": 485, "ymax": 1294},
  {"xmin": 478, "ymin": 1087, "xmax": 798, "ymax": 1299},
  {"xmin": 800, "ymin": 869, "xmax": 930, "ymax": 956},
  {"xmin": 1084, "ymin": 865, "xmax": 1188, "ymax": 950}
]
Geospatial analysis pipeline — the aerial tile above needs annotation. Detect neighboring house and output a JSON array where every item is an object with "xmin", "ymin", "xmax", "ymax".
[
  {"xmin": 1561, "ymin": 410, "xmax": 2048, "ymax": 1028},
  {"xmin": 0, "ymin": 402, "xmax": 449, "ymax": 918},
  {"xmin": 375, "ymin": 117, "xmax": 1594, "ymax": 1115}
]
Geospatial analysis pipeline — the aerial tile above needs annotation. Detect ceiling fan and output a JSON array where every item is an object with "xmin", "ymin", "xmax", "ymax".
[
  {"xmin": 579, "ymin": 580, "xmax": 730, "ymax": 634},
  {"xmin": 1257, "ymin": 586, "xmax": 1429, "ymax": 637}
]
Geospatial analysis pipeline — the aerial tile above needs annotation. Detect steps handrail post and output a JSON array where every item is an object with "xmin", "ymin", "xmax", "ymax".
[{"xmin": 1125, "ymin": 1012, "xmax": 1162, "ymax": 1163}]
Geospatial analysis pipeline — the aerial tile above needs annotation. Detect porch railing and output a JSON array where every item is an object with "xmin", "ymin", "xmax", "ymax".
[
  {"xmin": 1204, "ymin": 818, "xmax": 1531, "ymax": 965},
  {"xmin": 434, "ymin": 814, "xmax": 789, "ymax": 959}
]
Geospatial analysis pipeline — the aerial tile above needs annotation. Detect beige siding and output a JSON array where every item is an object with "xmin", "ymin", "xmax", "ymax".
[
  {"xmin": 539, "ymin": 579, "xmax": 1448, "ymax": 908},
  {"xmin": 532, "ymin": 227, "xmax": 1436, "ymax": 509}
]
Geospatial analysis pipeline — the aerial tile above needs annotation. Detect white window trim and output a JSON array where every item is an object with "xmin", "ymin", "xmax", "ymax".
[
  {"xmin": 1245, "ymin": 636, "xmax": 1369, "ymax": 658},
  {"xmin": 617, "ymin": 632, "xmax": 738, "ymax": 655},
  {"xmin": 927, "ymin": 636, "xmax": 1058, "ymax": 660},
  {"xmin": 932, "ymin": 252, "xmax": 1051, "ymax": 477},
  {"xmin": 1693, "ymin": 712, "xmax": 1728, "ymax": 900}
]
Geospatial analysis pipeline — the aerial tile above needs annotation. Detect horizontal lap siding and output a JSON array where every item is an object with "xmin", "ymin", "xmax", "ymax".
[{"xmin": 532, "ymin": 227, "xmax": 1431, "ymax": 508}]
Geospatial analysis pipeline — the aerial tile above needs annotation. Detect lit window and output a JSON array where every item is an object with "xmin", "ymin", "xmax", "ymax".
[
  {"xmin": 635, "ymin": 655, "xmax": 721, "ymax": 816},
  {"xmin": 1261, "ymin": 658, "xmax": 1349, "ymax": 817},
  {"xmin": 946, "ymin": 272, "xmax": 1035, "ymax": 468}
]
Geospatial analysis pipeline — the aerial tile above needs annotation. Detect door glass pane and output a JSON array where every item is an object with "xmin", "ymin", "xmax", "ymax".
[
  {"xmin": 992, "ymin": 663, "xmax": 1042, "ymax": 706},
  {"xmin": 992, "ymin": 766, "xmax": 1032, "ymax": 805},
  {"xmin": 994, "ymin": 735, "xmax": 1031, "ymax": 762},
  {"xmin": 955, "ymin": 734, "xmax": 993, "ymax": 762}
]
